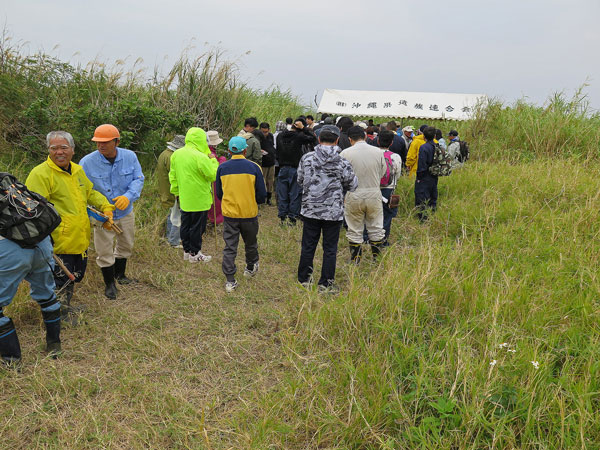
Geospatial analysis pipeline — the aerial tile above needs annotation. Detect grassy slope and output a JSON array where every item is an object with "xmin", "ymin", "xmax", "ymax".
[{"xmin": 1, "ymin": 159, "xmax": 600, "ymax": 448}]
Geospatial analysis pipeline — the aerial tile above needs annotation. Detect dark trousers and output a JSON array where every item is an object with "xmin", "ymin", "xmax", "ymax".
[
  {"xmin": 222, "ymin": 217, "xmax": 259, "ymax": 282},
  {"xmin": 297, "ymin": 217, "xmax": 342, "ymax": 287},
  {"xmin": 180, "ymin": 210, "xmax": 208, "ymax": 254},
  {"xmin": 381, "ymin": 188, "xmax": 398, "ymax": 240},
  {"xmin": 276, "ymin": 166, "xmax": 301, "ymax": 220},
  {"xmin": 53, "ymin": 253, "xmax": 88, "ymax": 288},
  {"xmin": 363, "ymin": 188, "xmax": 398, "ymax": 242},
  {"xmin": 415, "ymin": 175, "xmax": 438, "ymax": 221}
]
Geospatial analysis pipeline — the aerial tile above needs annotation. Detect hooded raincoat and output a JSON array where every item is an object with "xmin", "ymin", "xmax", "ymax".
[
  {"xmin": 25, "ymin": 157, "xmax": 114, "ymax": 255},
  {"xmin": 169, "ymin": 128, "xmax": 219, "ymax": 212}
]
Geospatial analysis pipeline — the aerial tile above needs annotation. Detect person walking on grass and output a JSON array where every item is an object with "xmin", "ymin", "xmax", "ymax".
[
  {"xmin": 297, "ymin": 125, "xmax": 357, "ymax": 293},
  {"xmin": 415, "ymin": 126, "xmax": 439, "ymax": 222},
  {"xmin": 237, "ymin": 117, "xmax": 263, "ymax": 165},
  {"xmin": 215, "ymin": 136, "xmax": 267, "ymax": 293},
  {"xmin": 340, "ymin": 126, "xmax": 387, "ymax": 263},
  {"xmin": 26, "ymin": 131, "xmax": 115, "ymax": 323},
  {"xmin": 169, "ymin": 127, "xmax": 219, "ymax": 263},
  {"xmin": 80, "ymin": 124, "xmax": 144, "ymax": 300},
  {"xmin": 157, "ymin": 134, "xmax": 185, "ymax": 247}
]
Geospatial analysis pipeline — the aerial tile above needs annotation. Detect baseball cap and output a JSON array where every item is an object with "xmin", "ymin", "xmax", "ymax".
[
  {"xmin": 228, "ymin": 136, "xmax": 248, "ymax": 153},
  {"xmin": 319, "ymin": 125, "xmax": 340, "ymax": 137},
  {"xmin": 402, "ymin": 126, "xmax": 414, "ymax": 132}
]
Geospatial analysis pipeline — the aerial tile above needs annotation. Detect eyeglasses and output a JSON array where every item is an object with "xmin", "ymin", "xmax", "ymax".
[{"xmin": 49, "ymin": 145, "xmax": 71, "ymax": 151}]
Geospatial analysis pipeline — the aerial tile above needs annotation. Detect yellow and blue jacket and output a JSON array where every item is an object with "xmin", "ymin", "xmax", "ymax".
[{"xmin": 215, "ymin": 155, "xmax": 267, "ymax": 220}]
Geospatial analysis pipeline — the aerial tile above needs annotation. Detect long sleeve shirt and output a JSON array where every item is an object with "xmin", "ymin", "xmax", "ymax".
[{"xmin": 80, "ymin": 148, "xmax": 144, "ymax": 220}]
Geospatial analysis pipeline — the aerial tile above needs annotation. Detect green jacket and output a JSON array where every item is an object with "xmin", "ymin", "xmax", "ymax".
[
  {"xmin": 238, "ymin": 130, "xmax": 263, "ymax": 165},
  {"xmin": 157, "ymin": 148, "xmax": 175, "ymax": 208},
  {"xmin": 169, "ymin": 128, "xmax": 219, "ymax": 212}
]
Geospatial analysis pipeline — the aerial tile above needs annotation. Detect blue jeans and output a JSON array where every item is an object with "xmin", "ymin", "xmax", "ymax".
[
  {"xmin": 0, "ymin": 236, "xmax": 59, "ymax": 327},
  {"xmin": 166, "ymin": 211, "xmax": 181, "ymax": 246},
  {"xmin": 276, "ymin": 166, "xmax": 301, "ymax": 220}
]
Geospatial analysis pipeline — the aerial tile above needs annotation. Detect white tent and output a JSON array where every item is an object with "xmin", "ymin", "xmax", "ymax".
[{"xmin": 317, "ymin": 88, "xmax": 487, "ymax": 121}]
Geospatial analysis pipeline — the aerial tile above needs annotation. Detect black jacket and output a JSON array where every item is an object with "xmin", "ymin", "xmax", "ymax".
[
  {"xmin": 260, "ymin": 132, "xmax": 276, "ymax": 167},
  {"xmin": 275, "ymin": 129, "xmax": 316, "ymax": 168},
  {"xmin": 337, "ymin": 132, "xmax": 351, "ymax": 150}
]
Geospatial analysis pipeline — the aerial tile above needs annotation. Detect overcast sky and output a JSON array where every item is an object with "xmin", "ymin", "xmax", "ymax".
[{"xmin": 2, "ymin": 0, "xmax": 599, "ymax": 111}]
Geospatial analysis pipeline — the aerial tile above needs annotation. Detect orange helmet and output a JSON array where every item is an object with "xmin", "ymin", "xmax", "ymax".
[{"xmin": 92, "ymin": 124, "xmax": 120, "ymax": 142}]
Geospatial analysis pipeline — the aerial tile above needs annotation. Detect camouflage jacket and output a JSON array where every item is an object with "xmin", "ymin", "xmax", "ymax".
[{"xmin": 297, "ymin": 144, "xmax": 358, "ymax": 221}]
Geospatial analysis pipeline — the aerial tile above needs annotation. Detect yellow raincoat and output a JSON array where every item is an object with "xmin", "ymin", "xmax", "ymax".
[
  {"xmin": 406, "ymin": 134, "xmax": 438, "ymax": 177},
  {"xmin": 26, "ymin": 157, "xmax": 114, "ymax": 255}
]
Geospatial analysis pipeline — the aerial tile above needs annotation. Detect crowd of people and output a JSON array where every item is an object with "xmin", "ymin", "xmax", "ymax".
[{"xmin": 0, "ymin": 116, "xmax": 467, "ymax": 365}]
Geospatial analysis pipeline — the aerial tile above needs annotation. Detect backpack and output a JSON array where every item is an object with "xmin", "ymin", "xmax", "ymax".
[
  {"xmin": 0, "ymin": 172, "xmax": 61, "ymax": 248},
  {"xmin": 428, "ymin": 143, "xmax": 453, "ymax": 177},
  {"xmin": 380, "ymin": 151, "xmax": 395, "ymax": 187},
  {"xmin": 458, "ymin": 140, "xmax": 470, "ymax": 162}
]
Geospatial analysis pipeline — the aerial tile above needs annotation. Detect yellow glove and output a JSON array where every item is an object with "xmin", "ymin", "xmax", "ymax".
[
  {"xmin": 102, "ymin": 209, "xmax": 114, "ymax": 230},
  {"xmin": 112, "ymin": 196, "xmax": 130, "ymax": 210}
]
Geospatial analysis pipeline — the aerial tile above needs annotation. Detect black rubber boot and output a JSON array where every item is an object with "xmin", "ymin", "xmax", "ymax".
[
  {"xmin": 101, "ymin": 265, "xmax": 119, "ymax": 300},
  {"xmin": 266, "ymin": 192, "xmax": 272, "ymax": 206},
  {"xmin": 349, "ymin": 243, "xmax": 363, "ymax": 264},
  {"xmin": 58, "ymin": 284, "xmax": 81, "ymax": 327},
  {"xmin": 370, "ymin": 240, "xmax": 385, "ymax": 260},
  {"xmin": 41, "ymin": 308, "xmax": 61, "ymax": 358},
  {"xmin": 114, "ymin": 258, "xmax": 135, "ymax": 285},
  {"xmin": 0, "ymin": 318, "xmax": 22, "ymax": 365}
]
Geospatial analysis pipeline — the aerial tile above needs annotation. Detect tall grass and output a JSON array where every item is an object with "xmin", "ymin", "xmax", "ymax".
[
  {"xmin": 462, "ymin": 87, "xmax": 600, "ymax": 162},
  {"xmin": 3, "ymin": 27, "xmax": 600, "ymax": 450},
  {"xmin": 235, "ymin": 159, "xmax": 600, "ymax": 448},
  {"xmin": 0, "ymin": 31, "xmax": 305, "ymax": 164}
]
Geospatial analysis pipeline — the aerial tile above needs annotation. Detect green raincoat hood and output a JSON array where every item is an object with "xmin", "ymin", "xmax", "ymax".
[
  {"xmin": 184, "ymin": 127, "xmax": 210, "ymax": 155},
  {"xmin": 168, "ymin": 127, "xmax": 219, "ymax": 212}
]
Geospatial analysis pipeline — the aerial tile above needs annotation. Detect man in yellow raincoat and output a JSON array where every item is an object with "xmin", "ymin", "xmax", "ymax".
[
  {"xmin": 26, "ymin": 131, "xmax": 115, "ymax": 322},
  {"xmin": 405, "ymin": 125, "xmax": 438, "ymax": 177}
]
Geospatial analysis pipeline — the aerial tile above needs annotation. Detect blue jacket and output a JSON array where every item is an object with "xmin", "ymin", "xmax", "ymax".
[
  {"xmin": 80, "ymin": 148, "xmax": 145, "ymax": 220},
  {"xmin": 416, "ymin": 141, "xmax": 436, "ymax": 179}
]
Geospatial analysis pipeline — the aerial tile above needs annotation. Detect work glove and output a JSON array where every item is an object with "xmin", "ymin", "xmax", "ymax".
[
  {"xmin": 102, "ymin": 210, "xmax": 114, "ymax": 231},
  {"xmin": 112, "ymin": 196, "xmax": 130, "ymax": 210}
]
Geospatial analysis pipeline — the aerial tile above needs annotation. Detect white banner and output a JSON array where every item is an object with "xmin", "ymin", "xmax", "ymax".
[{"xmin": 317, "ymin": 88, "xmax": 487, "ymax": 121}]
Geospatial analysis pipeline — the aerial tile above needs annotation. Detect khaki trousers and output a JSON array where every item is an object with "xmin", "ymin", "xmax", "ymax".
[
  {"xmin": 344, "ymin": 190, "xmax": 385, "ymax": 244},
  {"xmin": 262, "ymin": 166, "xmax": 275, "ymax": 193},
  {"xmin": 93, "ymin": 212, "xmax": 135, "ymax": 268}
]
